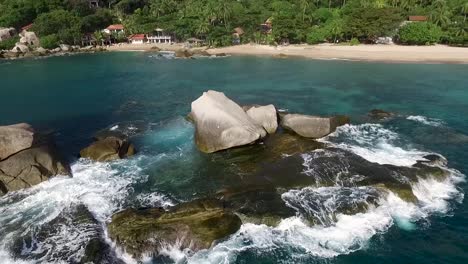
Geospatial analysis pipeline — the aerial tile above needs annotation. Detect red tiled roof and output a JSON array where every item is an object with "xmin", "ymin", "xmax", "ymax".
[
  {"xmin": 106, "ymin": 24, "xmax": 124, "ymax": 30},
  {"xmin": 129, "ymin": 34, "xmax": 146, "ymax": 40},
  {"xmin": 408, "ymin": 16, "xmax": 428, "ymax": 21},
  {"xmin": 21, "ymin": 23, "xmax": 33, "ymax": 31}
]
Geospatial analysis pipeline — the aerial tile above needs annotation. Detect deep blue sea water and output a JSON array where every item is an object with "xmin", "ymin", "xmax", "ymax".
[{"xmin": 0, "ymin": 52, "xmax": 467, "ymax": 264}]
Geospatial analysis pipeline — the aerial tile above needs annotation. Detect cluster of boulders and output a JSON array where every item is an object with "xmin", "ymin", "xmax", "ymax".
[
  {"xmin": 1, "ymin": 42, "xmax": 106, "ymax": 60},
  {"xmin": 0, "ymin": 28, "xmax": 106, "ymax": 60},
  {"xmin": 0, "ymin": 123, "xmax": 71, "ymax": 196},
  {"xmin": 189, "ymin": 90, "xmax": 350, "ymax": 153},
  {"xmin": 0, "ymin": 121, "xmax": 139, "ymax": 197}
]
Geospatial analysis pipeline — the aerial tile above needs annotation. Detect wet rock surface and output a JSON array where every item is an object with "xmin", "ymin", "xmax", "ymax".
[
  {"xmin": 108, "ymin": 198, "xmax": 242, "ymax": 257},
  {"xmin": 11, "ymin": 204, "xmax": 124, "ymax": 264}
]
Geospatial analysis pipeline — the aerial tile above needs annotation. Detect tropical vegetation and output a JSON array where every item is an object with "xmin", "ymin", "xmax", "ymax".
[{"xmin": 0, "ymin": 0, "xmax": 466, "ymax": 47}]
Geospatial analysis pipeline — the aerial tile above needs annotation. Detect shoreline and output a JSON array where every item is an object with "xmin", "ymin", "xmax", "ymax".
[{"xmin": 107, "ymin": 43, "xmax": 468, "ymax": 64}]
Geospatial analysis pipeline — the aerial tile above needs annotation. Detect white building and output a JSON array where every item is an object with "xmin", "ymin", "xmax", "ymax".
[
  {"xmin": 147, "ymin": 28, "xmax": 173, "ymax": 44},
  {"xmin": 128, "ymin": 34, "xmax": 147, "ymax": 44}
]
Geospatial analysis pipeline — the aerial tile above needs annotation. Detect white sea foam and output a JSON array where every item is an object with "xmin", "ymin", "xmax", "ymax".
[
  {"xmin": 135, "ymin": 192, "xmax": 175, "ymax": 208},
  {"xmin": 407, "ymin": 115, "xmax": 445, "ymax": 127},
  {"xmin": 183, "ymin": 167, "xmax": 464, "ymax": 263},
  {"xmin": 0, "ymin": 157, "xmax": 148, "ymax": 262},
  {"xmin": 322, "ymin": 124, "xmax": 429, "ymax": 166}
]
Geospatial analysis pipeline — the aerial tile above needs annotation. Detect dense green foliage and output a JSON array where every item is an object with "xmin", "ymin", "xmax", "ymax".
[
  {"xmin": 0, "ymin": 35, "xmax": 19, "ymax": 50},
  {"xmin": 40, "ymin": 34, "xmax": 60, "ymax": 49},
  {"xmin": 399, "ymin": 22, "xmax": 443, "ymax": 45},
  {"xmin": 0, "ymin": 0, "xmax": 466, "ymax": 46}
]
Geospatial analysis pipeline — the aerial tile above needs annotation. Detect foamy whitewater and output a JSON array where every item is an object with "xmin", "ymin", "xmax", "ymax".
[
  {"xmin": 407, "ymin": 115, "xmax": 445, "ymax": 127},
  {"xmin": 0, "ymin": 122, "xmax": 464, "ymax": 264}
]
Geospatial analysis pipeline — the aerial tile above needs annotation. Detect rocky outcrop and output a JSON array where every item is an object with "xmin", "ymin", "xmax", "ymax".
[
  {"xmin": 80, "ymin": 136, "xmax": 136, "ymax": 162},
  {"xmin": 245, "ymin": 104, "xmax": 278, "ymax": 134},
  {"xmin": 108, "ymin": 199, "xmax": 242, "ymax": 258},
  {"xmin": 11, "ymin": 43, "xmax": 29, "ymax": 53},
  {"xmin": 0, "ymin": 123, "xmax": 71, "ymax": 195},
  {"xmin": 0, "ymin": 27, "xmax": 16, "ymax": 41},
  {"xmin": 19, "ymin": 31, "xmax": 40, "ymax": 47},
  {"xmin": 0, "ymin": 123, "xmax": 35, "ymax": 160},
  {"xmin": 280, "ymin": 113, "xmax": 350, "ymax": 138},
  {"xmin": 190, "ymin": 90, "xmax": 267, "ymax": 153}
]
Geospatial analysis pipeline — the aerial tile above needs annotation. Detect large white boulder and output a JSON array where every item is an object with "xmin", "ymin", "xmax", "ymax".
[
  {"xmin": 59, "ymin": 44, "xmax": 71, "ymax": 52},
  {"xmin": 245, "ymin": 104, "xmax": 278, "ymax": 134},
  {"xmin": 280, "ymin": 114, "xmax": 350, "ymax": 138},
  {"xmin": 0, "ymin": 27, "xmax": 16, "ymax": 41},
  {"xmin": 11, "ymin": 43, "xmax": 29, "ymax": 53},
  {"xmin": 19, "ymin": 31, "xmax": 40, "ymax": 46},
  {"xmin": 190, "ymin": 90, "xmax": 267, "ymax": 153}
]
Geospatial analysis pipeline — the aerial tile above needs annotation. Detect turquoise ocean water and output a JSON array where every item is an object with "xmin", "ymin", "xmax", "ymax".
[{"xmin": 0, "ymin": 52, "xmax": 467, "ymax": 263}]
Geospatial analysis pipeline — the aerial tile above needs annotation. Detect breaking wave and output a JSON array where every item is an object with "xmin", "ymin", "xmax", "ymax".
[
  {"xmin": 407, "ymin": 115, "xmax": 445, "ymax": 127},
  {"xmin": 321, "ymin": 123, "xmax": 429, "ymax": 166}
]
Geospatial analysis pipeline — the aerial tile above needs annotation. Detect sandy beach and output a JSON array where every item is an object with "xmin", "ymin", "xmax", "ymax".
[
  {"xmin": 209, "ymin": 44, "xmax": 468, "ymax": 63},
  {"xmin": 107, "ymin": 43, "xmax": 468, "ymax": 63}
]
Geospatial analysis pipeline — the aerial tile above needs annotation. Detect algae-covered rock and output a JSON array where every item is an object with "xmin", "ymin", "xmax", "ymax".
[
  {"xmin": 280, "ymin": 113, "xmax": 350, "ymax": 138},
  {"xmin": 108, "ymin": 199, "xmax": 242, "ymax": 257}
]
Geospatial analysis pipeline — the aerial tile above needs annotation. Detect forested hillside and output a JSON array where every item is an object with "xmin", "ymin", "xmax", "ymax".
[{"xmin": 0, "ymin": 0, "xmax": 466, "ymax": 47}]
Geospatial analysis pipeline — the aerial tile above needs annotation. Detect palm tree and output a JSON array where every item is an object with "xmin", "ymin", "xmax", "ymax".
[
  {"xmin": 215, "ymin": 0, "xmax": 233, "ymax": 29},
  {"xmin": 462, "ymin": 2, "xmax": 468, "ymax": 22},
  {"xmin": 299, "ymin": 0, "xmax": 310, "ymax": 22},
  {"xmin": 430, "ymin": 5, "xmax": 451, "ymax": 28}
]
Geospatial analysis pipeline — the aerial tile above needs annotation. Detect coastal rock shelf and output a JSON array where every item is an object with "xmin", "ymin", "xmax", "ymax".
[
  {"xmin": 108, "ymin": 199, "xmax": 242, "ymax": 258},
  {"xmin": 0, "ymin": 123, "xmax": 71, "ymax": 196}
]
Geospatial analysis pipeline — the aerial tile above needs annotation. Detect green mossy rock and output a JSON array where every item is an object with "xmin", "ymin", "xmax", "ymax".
[{"xmin": 108, "ymin": 199, "xmax": 242, "ymax": 258}]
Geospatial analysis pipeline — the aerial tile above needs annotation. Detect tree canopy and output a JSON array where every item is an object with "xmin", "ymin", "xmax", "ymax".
[{"xmin": 0, "ymin": 0, "xmax": 466, "ymax": 46}]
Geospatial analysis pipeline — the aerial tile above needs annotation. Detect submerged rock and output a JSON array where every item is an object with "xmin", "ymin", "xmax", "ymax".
[
  {"xmin": 190, "ymin": 90, "xmax": 267, "ymax": 153},
  {"xmin": 108, "ymin": 199, "xmax": 242, "ymax": 258},
  {"xmin": 245, "ymin": 104, "xmax": 278, "ymax": 134},
  {"xmin": 0, "ymin": 123, "xmax": 71, "ymax": 195},
  {"xmin": 80, "ymin": 136, "xmax": 135, "ymax": 162},
  {"xmin": 368, "ymin": 109, "xmax": 394, "ymax": 120},
  {"xmin": 280, "ymin": 113, "xmax": 350, "ymax": 138}
]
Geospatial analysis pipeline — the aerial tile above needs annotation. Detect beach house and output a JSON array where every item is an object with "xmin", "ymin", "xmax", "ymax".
[
  {"xmin": 147, "ymin": 28, "xmax": 173, "ymax": 44},
  {"xmin": 128, "ymin": 34, "xmax": 147, "ymax": 44},
  {"xmin": 104, "ymin": 24, "xmax": 124, "ymax": 34}
]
